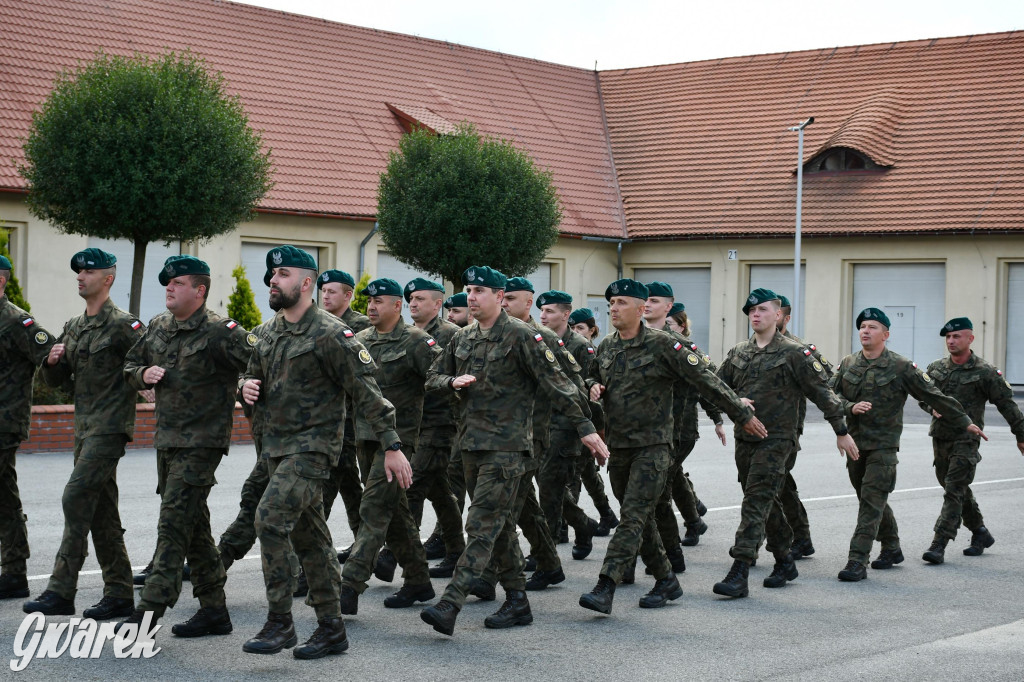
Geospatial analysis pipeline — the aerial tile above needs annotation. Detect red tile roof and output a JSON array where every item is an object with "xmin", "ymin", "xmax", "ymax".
[
  {"xmin": 0, "ymin": 0, "xmax": 625, "ymax": 237},
  {"xmin": 599, "ymin": 32, "xmax": 1024, "ymax": 238}
]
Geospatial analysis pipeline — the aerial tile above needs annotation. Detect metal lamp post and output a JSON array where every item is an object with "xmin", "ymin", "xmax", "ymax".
[{"xmin": 787, "ymin": 117, "xmax": 813, "ymax": 335}]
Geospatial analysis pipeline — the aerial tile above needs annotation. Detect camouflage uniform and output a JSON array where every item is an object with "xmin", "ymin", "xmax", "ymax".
[
  {"xmin": 40, "ymin": 298, "xmax": 144, "ymax": 601},
  {"xmin": 589, "ymin": 324, "xmax": 753, "ymax": 581},
  {"xmin": 342, "ymin": 321, "xmax": 439, "ymax": 594},
  {"xmin": 0, "ymin": 296, "xmax": 54, "ymax": 579},
  {"xmin": 321, "ymin": 307, "xmax": 372, "ymax": 536},
  {"xmin": 426, "ymin": 310, "xmax": 595, "ymax": 607},
  {"xmin": 831, "ymin": 347, "xmax": 971, "ymax": 564},
  {"xmin": 921, "ymin": 352, "xmax": 1023, "ymax": 541},
  {"xmin": 780, "ymin": 331, "xmax": 833, "ymax": 546},
  {"xmin": 405, "ymin": 315, "xmax": 465, "ymax": 556},
  {"xmin": 124, "ymin": 306, "xmax": 252, "ymax": 616},
  {"xmin": 244, "ymin": 302, "xmax": 398, "ymax": 620},
  {"xmin": 717, "ymin": 331, "xmax": 847, "ymax": 564}
]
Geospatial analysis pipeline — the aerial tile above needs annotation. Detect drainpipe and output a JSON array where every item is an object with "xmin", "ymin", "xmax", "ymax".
[
  {"xmin": 581, "ymin": 236, "xmax": 630, "ymax": 279},
  {"xmin": 358, "ymin": 222, "xmax": 378, "ymax": 276}
]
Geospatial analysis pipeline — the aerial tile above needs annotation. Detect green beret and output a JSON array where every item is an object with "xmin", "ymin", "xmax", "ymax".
[
  {"xmin": 0, "ymin": 255, "xmax": 10, "ymax": 270},
  {"xmin": 856, "ymin": 307, "xmax": 891, "ymax": 329},
  {"xmin": 70, "ymin": 248, "xmax": 116, "ymax": 272},
  {"xmin": 404, "ymin": 277, "xmax": 445, "ymax": 302},
  {"xmin": 361, "ymin": 277, "xmax": 403, "ymax": 298},
  {"xmin": 669, "ymin": 302, "xmax": 686, "ymax": 316},
  {"xmin": 505, "ymin": 277, "xmax": 534, "ymax": 293},
  {"xmin": 536, "ymin": 290, "xmax": 572, "ymax": 308},
  {"xmin": 779, "ymin": 295, "xmax": 791, "ymax": 308},
  {"xmin": 444, "ymin": 292, "xmax": 468, "ymax": 308},
  {"xmin": 742, "ymin": 287, "xmax": 781, "ymax": 314},
  {"xmin": 159, "ymin": 255, "xmax": 210, "ymax": 286},
  {"xmin": 940, "ymin": 317, "xmax": 973, "ymax": 336},
  {"xmin": 462, "ymin": 266, "xmax": 507, "ymax": 290},
  {"xmin": 317, "ymin": 269, "xmax": 356, "ymax": 290},
  {"xmin": 605, "ymin": 278, "xmax": 648, "ymax": 301},
  {"xmin": 569, "ymin": 307, "xmax": 595, "ymax": 326},
  {"xmin": 646, "ymin": 281, "xmax": 674, "ymax": 298},
  {"xmin": 264, "ymin": 245, "xmax": 317, "ymax": 286}
]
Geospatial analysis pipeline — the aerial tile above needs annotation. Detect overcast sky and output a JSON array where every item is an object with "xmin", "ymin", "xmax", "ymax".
[{"xmin": 238, "ymin": 0, "xmax": 1023, "ymax": 70}]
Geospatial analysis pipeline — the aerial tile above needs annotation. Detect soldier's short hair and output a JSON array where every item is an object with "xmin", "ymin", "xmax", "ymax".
[
  {"xmin": 550, "ymin": 303, "xmax": 572, "ymax": 313},
  {"xmin": 189, "ymin": 274, "xmax": 212, "ymax": 301},
  {"xmin": 101, "ymin": 265, "xmax": 116, "ymax": 285},
  {"xmin": 339, "ymin": 283, "xmax": 354, "ymax": 295},
  {"xmin": 0, "ymin": 268, "xmax": 9, "ymax": 282}
]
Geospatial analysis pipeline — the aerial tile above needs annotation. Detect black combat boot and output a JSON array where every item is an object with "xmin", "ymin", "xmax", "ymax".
[
  {"xmin": 790, "ymin": 537, "xmax": 815, "ymax": 559},
  {"xmin": 114, "ymin": 609, "xmax": 160, "ymax": 637},
  {"xmin": 639, "ymin": 573, "xmax": 683, "ymax": 608},
  {"xmin": 572, "ymin": 518, "xmax": 599, "ymax": 560},
  {"xmin": 763, "ymin": 553, "xmax": 798, "ymax": 588},
  {"xmin": 524, "ymin": 555, "xmax": 537, "ymax": 572},
  {"xmin": 337, "ymin": 544, "xmax": 353, "ymax": 564},
  {"xmin": 422, "ymin": 532, "xmax": 446, "ymax": 560},
  {"xmin": 595, "ymin": 508, "xmax": 619, "ymax": 537},
  {"xmin": 23, "ymin": 590, "xmax": 75, "ymax": 616},
  {"xmin": 923, "ymin": 538, "xmax": 948, "ymax": 565},
  {"xmin": 838, "ymin": 560, "xmax": 867, "ymax": 582},
  {"xmin": 374, "ymin": 547, "xmax": 397, "ymax": 582},
  {"xmin": 293, "ymin": 617, "xmax": 348, "ymax": 659},
  {"xmin": 484, "ymin": 589, "xmax": 533, "ymax": 628},
  {"xmin": 963, "ymin": 526, "xmax": 995, "ymax": 556},
  {"xmin": 525, "ymin": 568, "xmax": 565, "ymax": 591},
  {"xmin": 172, "ymin": 605, "xmax": 233, "ymax": 637},
  {"xmin": 579, "ymin": 574, "xmax": 616, "ymax": 614},
  {"xmin": 681, "ymin": 519, "xmax": 708, "ymax": 547},
  {"xmin": 666, "ymin": 543, "xmax": 687, "ymax": 573},
  {"xmin": 384, "ymin": 583, "xmax": 435, "ymax": 608},
  {"xmin": 133, "ymin": 561, "xmax": 153, "ymax": 586},
  {"xmin": 0, "ymin": 574, "xmax": 29, "ymax": 599},
  {"xmin": 469, "ymin": 578, "xmax": 496, "ymax": 601},
  {"xmin": 712, "ymin": 559, "xmax": 749, "ymax": 598},
  {"xmin": 429, "ymin": 552, "xmax": 460, "ymax": 578},
  {"xmin": 421, "ymin": 599, "xmax": 460, "ymax": 636},
  {"xmin": 293, "ymin": 569, "xmax": 308, "ymax": 597},
  {"xmin": 339, "ymin": 585, "xmax": 359, "ymax": 615},
  {"xmin": 696, "ymin": 499, "xmax": 708, "ymax": 517},
  {"xmin": 870, "ymin": 548, "xmax": 905, "ymax": 569},
  {"xmin": 242, "ymin": 612, "xmax": 297, "ymax": 654},
  {"xmin": 83, "ymin": 596, "xmax": 134, "ymax": 620}
]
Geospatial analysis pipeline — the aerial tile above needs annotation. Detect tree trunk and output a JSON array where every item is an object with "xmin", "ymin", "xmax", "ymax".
[{"xmin": 130, "ymin": 239, "xmax": 149, "ymax": 317}]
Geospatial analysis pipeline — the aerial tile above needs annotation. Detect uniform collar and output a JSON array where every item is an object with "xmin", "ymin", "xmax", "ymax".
[
  {"xmin": 277, "ymin": 301, "xmax": 319, "ymax": 335},
  {"xmin": 82, "ymin": 297, "xmax": 116, "ymax": 328},
  {"xmin": 173, "ymin": 305, "xmax": 208, "ymax": 332},
  {"xmin": 365, "ymin": 320, "xmax": 406, "ymax": 340}
]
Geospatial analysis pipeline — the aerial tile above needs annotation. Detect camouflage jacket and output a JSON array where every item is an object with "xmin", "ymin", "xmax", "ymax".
[
  {"xmin": 244, "ymin": 302, "xmax": 399, "ymax": 462},
  {"xmin": 718, "ymin": 331, "xmax": 846, "ymax": 443},
  {"xmin": 589, "ymin": 324, "xmax": 752, "ymax": 449},
  {"xmin": 419, "ymin": 315, "xmax": 460, "ymax": 441},
  {"xmin": 341, "ymin": 307, "xmax": 371, "ymax": 333},
  {"xmin": 921, "ymin": 352, "xmax": 1024, "ymax": 443},
  {"xmin": 0, "ymin": 295, "xmax": 55, "ymax": 440},
  {"xmin": 561, "ymin": 326, "xmax": 604, "ymax": 433},
  {"xmin": 354, "ymin": 320, "xmax": 440, "ymax": 449},
  {"xmin": 529, "ymin": 317, "xmax": 591, "ymax": 443},
  {"xmin": 41, "ymin": 298, "xmax": 144, "ymax": 439},
  {"xmin": 784, "ymin": 330, "xmax": 834, "ymax": 435},
  {"xmin": 125, "ymin": 306, "xmax": 252, "ymax": 449},
  {"xmin": 665, "ymin": 327, "xmax": 723, "ymax": 443},
  {"xmin": 240, "ymin": 317, "xmax": 276, "ymax": 441},
  {"xmin": 426, "ymin": 310, "xmax": 596, "ymax": 453},
  {"xmin": 830, "ymin": 347, "xmax": 970, "ymax": 450}
]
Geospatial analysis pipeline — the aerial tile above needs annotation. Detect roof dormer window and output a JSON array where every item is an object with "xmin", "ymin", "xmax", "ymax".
[{"xmin": 805, "ymin": 146, "xmax": 881, "ymax": 173}]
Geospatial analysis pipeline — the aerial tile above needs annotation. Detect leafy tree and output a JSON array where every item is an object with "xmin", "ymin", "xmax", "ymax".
[
  {"xmin": 377, "ymin": 122, "xmax": 561, "ymax": 284},
  {"xmin": 19, "ymin": 50, "xmax": 273, "ymax": 316},
  {"xmin": 227, "ymin": 264, "xmax": 261, "ymax": 330},
  {"xmin": 0, "ymin": 228, "xmax": 31, "ymax": 311},
  {"xmin": 351, "ymin": 271, "xmax": 372, "ymax": 314}
]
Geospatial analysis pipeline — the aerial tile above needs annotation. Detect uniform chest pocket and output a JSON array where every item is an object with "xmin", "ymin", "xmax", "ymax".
[
  {"xmin": 627, "ymin": 354, "xmax": 656, "ymax": 371},
  {"xmin": 378, "ymin": 350, "xmax": 411, "ymax": 388},
  {"xmin": 873, "ymin": 372, "xmax": 897, "ymax": 387},
  {"xmin": 178, "ymin": 338, "xmax": 212, "ymax": 374},
  {"xmin": 79, "ymin": 335, "xmax": 118, "ymax": 372},
  {"xmin": 598, "ymin": 353, "xmax": 619, "ymax": 379},
  {"xmin": 729, "ymin": 355, "xmax": 750, "ymax": 371},
  {"xmin": 486, "ymin": 345, "xmax": 511, "ymax": 362},
  {"xmin": 379, "ymin": 348, "xmax": 407, "ymax": 363},
  {"xmin": 840, "ymin": 370, "xmax": 864, "ymax": 397}
]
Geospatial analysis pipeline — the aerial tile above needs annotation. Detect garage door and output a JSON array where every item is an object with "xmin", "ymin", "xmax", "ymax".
[
  {"xmin": 241, "ymin": 242, "xmax": 319, "ymax": 324},
  {"xmin": 1006, "ymin": 263, "xmax": 1024, "ymax": 384},
  {"xmin": 633, "ymin": 267, "xmax": 712, "ymax": 353},
  {"xmin": 87, "ymin": 237, "xmax": 180, "ymax": 324},
  {"xmin": 749, "ymin": 264, "xmax": 807, "ymax": 339},
  {"xmin": 851, "ymin": 263, "xmax": 946, "ymax": 364}
]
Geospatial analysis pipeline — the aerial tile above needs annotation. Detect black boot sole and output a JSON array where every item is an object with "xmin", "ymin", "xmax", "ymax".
[
  {"xmin": 421, "ymin": 610, "xmax": 455, "ymax": 636},
  {"xmin": 243, "ymin": 634, "xmax": 298, "ymax": 654},
  {"xmin": 579, "ymin": 594, "xmax": 613, "ymax": 614},
  {"xmin": 84, "ymin": 606, "xmax": 135, "ymax": 621},
  {"xmin": 712, "ymin": 583, "xmax": 748, "ymax": 598},
  {"xmin": 484, "ymin": 613, "xmax": 533, "ymax": 628},
  {"xmin": 293, "ymin": 637, "xmax": 349, "ymax": 659}
]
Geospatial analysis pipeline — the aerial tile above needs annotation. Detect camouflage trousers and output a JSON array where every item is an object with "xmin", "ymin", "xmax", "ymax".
[
  {"xmin": 322, "ymin": 417, "xmax": 364, "ymax": 537},
  {"xmin": 846, "ymin": 448, "xmax": 900, "ymax": 564},
  {"xmin": 0, "ymin": 440, "xmax": 29, "ymax": 576},
  {"xmin": 47, "ymin": 434, "xmax": 132, "ymax": 601},
  {"xmin": 217, "ymin": 454, "xmax": 269, "ymax": 563},
  {"xmin": 570, "ymin": 449, "xmax": 612, "ymax": 515},
  {"xmin": 138, "ymin": 448, "xmax": 227, "ymax": 616},
  {"xmin": 931, "ymin": 439, "xmax": 983, "ymax": 541},
  {"xmin": 442, "ymin": 450, "xmax": 525, "ymax": 607},
  {"xmin": 430, "ymin": 441, "xmax": 467, "ymax": 541},
  {"xmin": 406, "ymin": 430, "xmax": 465, "ymax": 556},
  {"xmin": 780, "ymin": 443, "xmax": 811, "ymax": 542},
  {"xmin": 654, "ymin": 440, "xmax": 696, "ymax": 550},
  {"xmin": 669, "ymin": 439, "xmax": 701, "ymax": 526},
  {"xmin": 343, "ymin": 442, "xmax": 430, "ymax": 592},
  {"xmin": 537, "ymin": 429, "xmax": 593, "ymax": 539},
  {"xmin": 600, "ymin": 444, "xmax": 672, "ymax": 583},
  {"xmin": 257, "ymin": 452, "xmax": 341, "ymax": 620},
  {"xmin": 730, "ymin": 439, "xmax": 794, "ymax": 564}
]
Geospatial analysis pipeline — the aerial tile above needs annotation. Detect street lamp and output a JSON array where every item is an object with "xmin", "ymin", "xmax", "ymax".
[{"xmin": 788, "ymin": 117, "xmax": 814, "ymax": 336}]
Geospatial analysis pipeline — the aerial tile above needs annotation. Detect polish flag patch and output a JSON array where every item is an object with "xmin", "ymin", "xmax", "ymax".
[
  {"xmin": 22, "ymin": 317, "xmax": 34, "ymax": 327},
  {"xmin": 803, "ymin": 349, "xmax": 811, "ymax": 356},
  {"xmin": 130, "ymin": 320, "xmax": 142, "ymax": 330},
  {"xmin": 690, "ymin": 343, "xmax": 698, "ymax": 351},
  {"xmin": 343, "ymin": 329, "xmax": 354, "ymax": 338},
  {"xmin": 534, "ymin": 333, "xmax": 543, "ymax": 342},
  {"xmin": 587, "ymin": 347, "xmax": 595, "ymax": 355},
  {"xmin": 557, "ymin": 339, "xmax": 565, "ymax": 347},
  {"xmin": 226, "ymin": 321, "xmax": 238, "ymax": 329},
  {"xmin": 673, "ymin": 341, "xmax": 683, "ymax": 351},
  {"xmin": 426, "ymin": 338, "xmax": 436, "ymax": 347}
]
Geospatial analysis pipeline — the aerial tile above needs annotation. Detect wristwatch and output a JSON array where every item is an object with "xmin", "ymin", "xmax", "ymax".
[{"xmin": 386, "ymin": 442, "xmax": 403, "ymax": 452}]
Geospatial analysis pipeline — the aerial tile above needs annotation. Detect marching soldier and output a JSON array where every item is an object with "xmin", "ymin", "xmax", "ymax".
[{"xmin": 444, "ymin": 292, "xmax": 470, "ymax": 328}]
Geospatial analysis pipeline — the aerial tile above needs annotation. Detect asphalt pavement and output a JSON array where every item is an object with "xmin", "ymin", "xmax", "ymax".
[{"xmin": 2, "ymin": 403, "xmax": 1023, "ymax": 681}]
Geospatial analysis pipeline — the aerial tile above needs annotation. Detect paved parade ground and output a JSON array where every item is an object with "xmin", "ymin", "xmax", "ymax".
[{"xmin": 2, "ymin": 405, "xmax": 1023, "ymax": 680}]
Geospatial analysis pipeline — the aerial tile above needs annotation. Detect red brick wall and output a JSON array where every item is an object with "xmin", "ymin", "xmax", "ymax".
[{"xmin": 21, "ymin": 403, "xmax": 254, "ymax": 453}]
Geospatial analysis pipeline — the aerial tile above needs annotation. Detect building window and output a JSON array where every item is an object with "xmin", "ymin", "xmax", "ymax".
[{"xmin": 805, "ymin": 147, "xmax": 880, "ymax": 173}]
